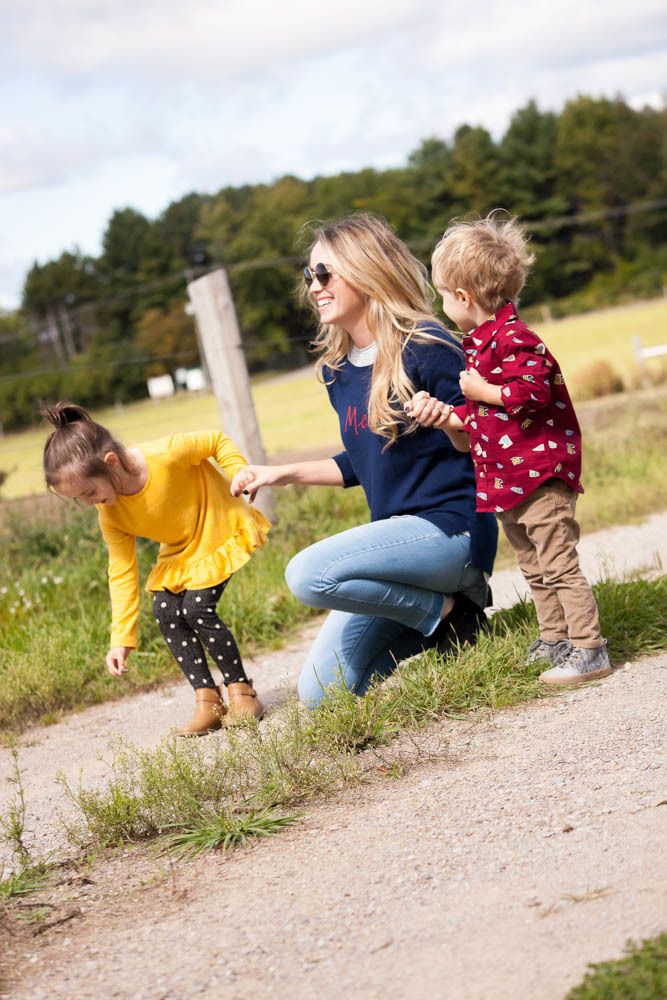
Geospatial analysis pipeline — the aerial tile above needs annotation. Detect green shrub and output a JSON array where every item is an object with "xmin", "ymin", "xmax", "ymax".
[{"xmin": 566, "ymin": 933, "xmax": 667, "ymax": 1000}]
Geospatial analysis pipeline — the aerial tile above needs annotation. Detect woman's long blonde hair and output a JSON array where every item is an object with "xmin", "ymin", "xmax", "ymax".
[{"xmin": 299, "ymin": 213, "xmax": 462, "ymax": 445}]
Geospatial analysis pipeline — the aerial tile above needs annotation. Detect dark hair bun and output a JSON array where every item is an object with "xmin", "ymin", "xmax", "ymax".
[{"xmin": 39, "ymin": 401, "xmax": 93, "ymax": 429}]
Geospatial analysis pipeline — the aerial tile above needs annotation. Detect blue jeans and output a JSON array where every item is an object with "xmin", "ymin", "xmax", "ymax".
[{"xmin": 285, "ymin": 515, "xmax": 486, "ymax": 704}]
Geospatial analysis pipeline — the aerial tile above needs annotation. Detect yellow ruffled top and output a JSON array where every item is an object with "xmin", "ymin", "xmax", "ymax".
[{"xmin": 97, "ymin": 431, "xmax": 270, "ymax": 648}]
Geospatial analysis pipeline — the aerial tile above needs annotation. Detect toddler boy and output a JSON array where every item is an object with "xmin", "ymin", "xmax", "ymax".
[{"xmin": 408, "ymin": 213, "xmax": 611, "ymax": 685}]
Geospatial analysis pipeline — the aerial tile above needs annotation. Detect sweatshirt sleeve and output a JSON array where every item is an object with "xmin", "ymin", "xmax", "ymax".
[
  {"xmin": 98, "ymin": 513, "xmax": 140, "ymax": 649},
  {"xmin": 410, "ymin": 329, "xmax": 466, "ymax": 405},
  {"xmin": 332, "ymin": 450, "xmax": 360, "ymax": 487},
  {"xmin": 167, "ymin": 431, "xmax": 249, "ymax": 479}
]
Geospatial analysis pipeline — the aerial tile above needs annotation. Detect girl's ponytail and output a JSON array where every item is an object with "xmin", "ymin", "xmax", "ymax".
[{"xmin": 40, "ymin": 400, "xmax": 132, "ymax": 491}]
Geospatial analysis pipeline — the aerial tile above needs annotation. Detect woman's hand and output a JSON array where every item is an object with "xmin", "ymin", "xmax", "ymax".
[
  {"xmin": 106, "ymin": 646, "xmax": 132, "ymax": 676},
  {"xmin": 230, "ymin": 464, "xmax": 280, "ymax": 504},
  {"xmin": 231, "ymin": 459, "xmax": 344, "ymax": 501},
  {"xmin": 405, "ymin": 391, "xmax": 454, "ymax": 429}
]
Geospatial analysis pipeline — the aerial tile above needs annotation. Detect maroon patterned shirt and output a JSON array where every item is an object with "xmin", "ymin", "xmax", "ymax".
[{"xmin": 452, "ymin": 303, "xmax": 583, "ymax": 513}]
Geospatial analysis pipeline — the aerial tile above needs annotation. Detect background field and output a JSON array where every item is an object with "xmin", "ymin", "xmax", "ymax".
[
  {"xmin": 0, "ymin": 289, "xmax": 666, "ymax": 732},
  {"xmin": 0, "ymin": 297, "xmax": 665, "ymax": 501}
]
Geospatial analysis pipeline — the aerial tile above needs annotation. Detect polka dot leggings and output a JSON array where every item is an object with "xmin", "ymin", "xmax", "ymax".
[{"xmin": 153, "ymin": 580, "xmax": 248, "ymax": 690}]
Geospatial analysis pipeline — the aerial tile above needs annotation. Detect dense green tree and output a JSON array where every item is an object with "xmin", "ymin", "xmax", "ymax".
[
  {"xmin": 101, "ymin": 208, "xmax": 152, "ymax": 279},
  {"xmin": 0, "ymin": 310, "xmax": 32, "ymax": 372},
  {"xmin": 3, "ymin": 90, "xmax": 665, "ymax": 431},
  {"xmin": 447, "ymin": 125, "xmax": 502, "ymax": 215},
  {"xmin": 22, "ymin": 250, "xmax": 103, "ymax": 360},
  {"xmin": 498, "ymin": 101, "xmax": 563, "ymax": 219},
  {"xmin": 135, "ymin": 299, "xmax": 199, "ymax": 376},
  {"xmin": 404, "ymin": 137, "xmax": 455, "ymax": 239}
]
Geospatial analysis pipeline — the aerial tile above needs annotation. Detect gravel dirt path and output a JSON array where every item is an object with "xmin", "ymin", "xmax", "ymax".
[{"xmin": 1, "ymin": 513, "xmax": 666, "ymax": 999}]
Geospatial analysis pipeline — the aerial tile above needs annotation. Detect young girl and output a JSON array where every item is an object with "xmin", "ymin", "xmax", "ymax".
[{"xmin": 41, "ymin": 401, "xmax": 270, "ymax": 734}]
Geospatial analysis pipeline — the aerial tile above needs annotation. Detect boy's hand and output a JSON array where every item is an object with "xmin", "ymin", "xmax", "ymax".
[
  {"xmin": 106, "ymin": 646, "xmax": 132, "ymax": 676},
  {"xmin": 460, "ymin": 368, "xmax": 492, "ymax": 402},
  {"xmin": 460, "ymin": 368, "xmax": 505, "ymax": 406},
  {"xmin": 405, "ymin": 391, "xmax": 454, "ymax": 429}
]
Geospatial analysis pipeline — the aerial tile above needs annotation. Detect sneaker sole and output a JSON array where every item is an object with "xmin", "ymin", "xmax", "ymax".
[{"xmin": 538, "ymin": 665, "xmax": 613, "ymax": 686}]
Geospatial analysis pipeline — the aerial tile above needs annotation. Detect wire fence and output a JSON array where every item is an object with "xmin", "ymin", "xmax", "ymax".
[{"xmin": 1, "ymin": 197, "xmax": 666, "ymax": 404}]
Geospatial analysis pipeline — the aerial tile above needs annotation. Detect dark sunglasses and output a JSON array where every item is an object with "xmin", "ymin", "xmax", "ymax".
[{"xmin": 303, "ymin": 263, "xmax": 332, "ymax": 288}]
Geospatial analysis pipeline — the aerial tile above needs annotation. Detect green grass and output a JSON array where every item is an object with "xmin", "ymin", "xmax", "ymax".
[
  {"xmin": 1, "ymin": 389, "xmax": 665, "ymax": 730},
  {"xmin": 566, "ymin": 933, "xmax": 667, "ymax": 1000},
  {"xmin": 0, "ymin": 367, "xmax": 339, "ymax": 500},
  {"xmin": 532, "ymin": 299, "xmax": 667, "ymax": 391},
  {"xmin": 1, "ymin": 297, "xmax": 665, "ymax": 500},
  {"xmin": 55, "ymin": 575, "xmax": 666, "ymax": 852},
  {"xmin": 0, "ymin": 485, "xmax": 369, "ymax": 734},
  {"xmin": 160, "ymin": 806, "xmax": 302, "ymax": 860},
  {"xmin": 0, "ymin": 863, "xmax": 51, "ymax": 904}
]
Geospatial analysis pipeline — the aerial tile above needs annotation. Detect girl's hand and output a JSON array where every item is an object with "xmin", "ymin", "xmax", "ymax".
[
  {"xmin": 459, "ymin": 367, "xmax": 489, "ymax": 401},
  {"xmin": 106, "ymin": 646, "xmax": 132, "ymax": 676},
  {"xmin": 405, "ymin": 391, "xmax": 453, "ymax": 429},
  {"xmin": 230, "ymin": 464, "xmax": 278, "ymax": 505}
]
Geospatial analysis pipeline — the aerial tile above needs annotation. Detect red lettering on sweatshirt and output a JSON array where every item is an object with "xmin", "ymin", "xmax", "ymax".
[{"xmin": 344, "ymin": 406, "xmax": 368, "ymax": 435}]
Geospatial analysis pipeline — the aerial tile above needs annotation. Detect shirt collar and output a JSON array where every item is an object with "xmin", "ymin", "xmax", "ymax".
[{"xmin": 462, "ymin": 302, "xmax": 518, "ymax": 353}]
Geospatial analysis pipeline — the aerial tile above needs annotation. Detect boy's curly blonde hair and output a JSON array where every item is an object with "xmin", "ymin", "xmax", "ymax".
[{"xmin": 431, "ymin": 211, "xmax": 536, "ymax": 314}]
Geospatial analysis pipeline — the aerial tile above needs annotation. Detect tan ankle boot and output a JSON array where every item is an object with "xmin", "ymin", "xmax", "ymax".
[
  {"xmin": 178, "ymin": 685, "xmax": 227, "ymax": 737},
  {"xmin": 225, "ymin": 679, "xmax": 264, "ymax": 725}
]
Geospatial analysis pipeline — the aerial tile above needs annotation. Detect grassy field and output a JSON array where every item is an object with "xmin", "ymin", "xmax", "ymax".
[
  {"xmin": 0, "ymin": 367, "xmax": 339, "ymax": 500},
  {"xmin": 0, "ymin": 297, "xmax": 665, "ymax": 501},
  {"xmin": 0, "ymin": 386, "xmax": 665, "ymax": 735},
  {"xmin": 529, "ymin": 297, "xmax": 666, "ymax": 382}
]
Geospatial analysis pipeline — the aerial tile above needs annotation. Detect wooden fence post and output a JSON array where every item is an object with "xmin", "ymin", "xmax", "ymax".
[{"xmin": 186, "ymin": 269, "xmax": 276, "ymax": 523}]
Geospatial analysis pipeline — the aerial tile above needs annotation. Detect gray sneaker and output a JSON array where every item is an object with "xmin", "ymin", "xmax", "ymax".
[
  {"xmin": 526, "ymin": 638, "xmax": 572, "ymax": 667},
  {"xmin": 539, "ymin": 641, "xmax": 612, "ymax": 685}
]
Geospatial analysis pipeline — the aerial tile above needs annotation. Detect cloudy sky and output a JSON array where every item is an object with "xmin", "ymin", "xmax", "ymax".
[{"xmin": 1, "ymin": 0, "xmax": 665, "ymax": 308}]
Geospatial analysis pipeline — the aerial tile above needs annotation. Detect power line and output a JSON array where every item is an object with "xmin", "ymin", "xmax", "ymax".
[
  {"xmin": 22, "ymin": 197, "xmax": 667, "ymax": 315},
  {"xmin": 2, "ymin": 196, "xmax": 665, "ymax": 388},
  {"xmin": 0, "ymin": 350, "xmax": 199, "ymax": 383},
  {"xmin": 0, "ymin": 336, "xmax": 316, "ymax": 385}
]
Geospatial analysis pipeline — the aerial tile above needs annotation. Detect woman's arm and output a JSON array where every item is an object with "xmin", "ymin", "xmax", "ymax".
[{"xmin": 230, "ymin": 459, "xmax": 344, "ymax": 504}]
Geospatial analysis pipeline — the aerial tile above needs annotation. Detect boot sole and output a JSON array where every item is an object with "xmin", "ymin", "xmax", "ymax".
[
  {"xmin": 177, "ymin": 724, "xmax": 224, "ymax": 737},
  {"xmin": 539, "ymin": 666, "xmax": 613, "ymax": 686}
]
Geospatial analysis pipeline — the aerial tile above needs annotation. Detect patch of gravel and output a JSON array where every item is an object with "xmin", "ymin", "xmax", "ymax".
[{"xmin": 1, "ymin": 513, "xmax": 666, "ymax": 999}]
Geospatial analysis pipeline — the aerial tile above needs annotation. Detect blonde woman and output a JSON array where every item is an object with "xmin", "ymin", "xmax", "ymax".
[{"xmin": 231, "ymin": 214, "xmax": 498, "ymax": 703}]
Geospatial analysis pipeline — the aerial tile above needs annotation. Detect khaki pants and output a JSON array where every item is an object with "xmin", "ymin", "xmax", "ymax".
[{"xmin": 498, "ymin": 479, "xmax": 602, "ymax": 647}]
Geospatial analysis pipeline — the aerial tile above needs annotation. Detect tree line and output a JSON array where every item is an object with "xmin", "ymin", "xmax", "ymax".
[{"xmin": 1, "ymin": 94, "xmax": 665, "ymax": 432}]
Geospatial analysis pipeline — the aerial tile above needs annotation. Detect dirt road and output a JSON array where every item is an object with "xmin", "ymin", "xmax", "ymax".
[{"xmin": 1, "ymin": 513, "xmax": 666, "ymax": 999}]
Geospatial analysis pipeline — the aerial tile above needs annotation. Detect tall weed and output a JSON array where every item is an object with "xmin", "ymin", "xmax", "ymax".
[{"xmin": 61, "ymin": 576, "xmax": 666, "ymax": 851}]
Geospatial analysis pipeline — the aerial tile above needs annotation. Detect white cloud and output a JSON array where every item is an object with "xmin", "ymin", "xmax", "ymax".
[
  {"xmin": 422, "ymin": 0, "xmax": 667, "ymax": 72},
  {"xmin": 0, "ymin": 0, "xmax": 665, "ymax": 307},
  {"xmin": 0, "ymin": 259, "xmax": 30, "ymax": 310},
  {"xmin": 2, "ymin": 0, "xmax": 434, "ymax": 79}
]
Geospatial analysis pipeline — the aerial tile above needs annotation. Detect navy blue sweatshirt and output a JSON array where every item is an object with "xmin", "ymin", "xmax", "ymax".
[{"xmin": 326, "ymin": 325, "xmax": 498, "ymax": 575}]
